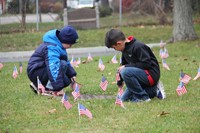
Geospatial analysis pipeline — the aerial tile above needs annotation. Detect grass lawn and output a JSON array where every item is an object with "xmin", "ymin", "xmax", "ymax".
[{"xmin": 0, "ymin": 40, "xmax": 200, "ymax": 132}]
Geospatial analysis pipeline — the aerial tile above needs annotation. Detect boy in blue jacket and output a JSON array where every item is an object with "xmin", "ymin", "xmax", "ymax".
[{"xmin": 27, "ymin": 26, "xmax": 78, "ymax": 95}]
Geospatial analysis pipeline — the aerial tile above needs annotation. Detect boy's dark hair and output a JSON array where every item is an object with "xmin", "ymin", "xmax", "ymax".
[{"xmin": 105, "ymin": 29, "xmax": 126, "ymax": 48}]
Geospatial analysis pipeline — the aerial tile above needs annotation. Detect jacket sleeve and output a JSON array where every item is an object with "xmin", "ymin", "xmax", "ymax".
[{"xmin": 66, "ymin": 63, "xmax": 77, "ymax": 78}]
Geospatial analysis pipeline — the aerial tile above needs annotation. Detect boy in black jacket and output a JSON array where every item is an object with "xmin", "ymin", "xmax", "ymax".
[{"xmin": 105, "ymin": 29, "xmax": 165, "ymax": 102}]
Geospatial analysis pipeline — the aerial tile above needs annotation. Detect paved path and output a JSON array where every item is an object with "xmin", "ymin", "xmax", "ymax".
[
  {"xmin": 0, "ymin": 13, "xmax": 58, "ymax": 24},
  {"xmin": 0, "ymin": 43, "xmax": 160, "ymax": 62}
]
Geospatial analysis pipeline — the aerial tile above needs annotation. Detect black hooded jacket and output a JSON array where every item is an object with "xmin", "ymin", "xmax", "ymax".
[{"xmin": 121, "ymin": 36, "xmax": 160, "ymax": 85}]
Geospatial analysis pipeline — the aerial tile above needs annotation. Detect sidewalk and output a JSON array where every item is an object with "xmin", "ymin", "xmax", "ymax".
[
  {"xmin": 0, "ymin": 13, "xmax": 58, "ymax": 24},
  {"xmin": 0, "ymin": 43, "xmax": 160, "ymax": 62}
]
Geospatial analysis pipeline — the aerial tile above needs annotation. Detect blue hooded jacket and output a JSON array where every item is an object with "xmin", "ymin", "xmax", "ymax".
[{"xmin": 27, "ymin": 29, "xmax": 76, "ymax": 90}]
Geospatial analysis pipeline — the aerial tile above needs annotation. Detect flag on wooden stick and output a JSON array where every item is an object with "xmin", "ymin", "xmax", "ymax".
[
  {"xmin": 176, "ymin": 82, "xmax": 187, "ymax": 96},
  {"xmin": 118, "ymin": 87, "xmax": 124, "ymax": 96},
  {"xmin": 12, "ymin": 66, "xmax": 18, "ymax": 79},
  {"xmin": 87, "ymin": 53, "xmax": 93, "ymax": 62},
  {"xmin": 61, "ymin": 93, "xmax": 72, "ymax": 110},
  {"xmin": 70, "ymin": 56, "xmax": 78, "ymax": 67},
  {"xmin": 159, "ymin": 40, "xmax": 166, "ymax": 48},
  {"xmin": 162, "ymin": 59, "xmax": 170, "ymax": 70},
  {"xmin": 179, "ymin": 71, "xmax": 191, "ymax": 85},
  {"xmin": 0, "ymin": 62, "xmax": 3, "ymax": 71},
  {"xmin": 115, "ymin": 94, "xmax": 125, "ymax": 108},
  {"xmin": 98, "ymin": 58, "xmax": 105, "ymax": 71},
  {"xmin": 99, "ymin": 75, "xmax": 108, "ymax": 91},
  {"xmin": 76, "ymin": 57, "xmax": 81, "ymax": 65},
  {"xmin": 159, "ymin": 47, "xmax": 169, "ymax": 59},
  {"xmin": 72, "ymin": 83, "xmax": 80, "ymax": 101},
  {"xmin": 78, "ymin": 103, "xmax": 93, "ymax": 119},
  {"xmin": 111, "ymin": 54, "xmax": 118, "ymax": 64}
]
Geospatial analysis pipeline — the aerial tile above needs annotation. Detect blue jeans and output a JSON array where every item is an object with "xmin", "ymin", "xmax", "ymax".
[{"xmin": 120, "ymin": 67, "xmax": 157, "ymax": 102}]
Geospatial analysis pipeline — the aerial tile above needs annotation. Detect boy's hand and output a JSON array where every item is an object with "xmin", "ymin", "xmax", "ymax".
[{"xmin": 117, "ymin": 80, "xmax": 124, "ymax": 87}]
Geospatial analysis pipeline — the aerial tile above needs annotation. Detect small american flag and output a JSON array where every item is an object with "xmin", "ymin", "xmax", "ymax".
[
  {"xmin": 78, "ymin": 103, "xmax": 93, "ymax": 119},
  {"xmin": 99, "ymin": 75, "xmax": 108, "ymax": 91},
  {"xmin": 76, "ymin": 57, "xmax": 81, "ymax": 65},
  {"xmin": 162, "ymin": 59, "xmax": 170, "ymax": 70},
  {"xmin": 70, "ymin": 56, "xmax": 78, "ymax": 67},
  {"xmin": 12, "ymin": 66, "xmax": 18, "ymax": 79},
  {"xmin": 159, "ymin": 47, "xmax": 169, "ymax": 59},
  {"xmin": 72, "ymin": 83, "xmax": 80, "ymax": 100},
  {"xmin": 176, "ymin": 82, "xmax": 187, "ymax": 96},
  {"xmin": 118, "ymin": 87, "xmax": 124, "ymax": 96},
  {"xmin": 98, "ymin": 58, "xmax": 105, "ymax": 71},
  {"xmin": 87, "ymin": 53, "xmax": 93, "ymax": 61},
  {"xmin": 115, "ymin": 94, "xmax": 125, "ymax": 108},
  {"xmin": 193, "ymin": 67, "xmax": 200, "ymax": 80},
  {"xmin": 111, "ymin": 54, "xmax": 118, "ymax": 64},
  {"xmin": 37, "ymin": 76, "xmax": 45, "ymax": 93},
  {"xmin": 180, "ymin": 72, "xmax": 191, "ymax": 84},
  {"xmin": 159, "ymin": 40, "xmax": 166, "ymax": 48},
  {"xmin": 0, "ymin": 62, "xmax": 3, "ymax": 70},
  {"xmin": 61, "ymin": 93, "xmax": 72, "ymax": 110},
  {"xmin": 19, "ymin": 62, "xmax": 23, "ymax": 74}
]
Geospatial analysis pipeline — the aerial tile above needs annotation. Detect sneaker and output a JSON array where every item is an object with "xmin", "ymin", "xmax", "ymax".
[
  {"xmin": 156, "ymin": 81, "xmax": 166, "ymax": 99},
  {"xmin": 42, "ymin": 90, "xmax": 64, "ymax": 97},
  {"xmin": 30, "ymin": 82, "xmax": 39, "ymax": 94}
]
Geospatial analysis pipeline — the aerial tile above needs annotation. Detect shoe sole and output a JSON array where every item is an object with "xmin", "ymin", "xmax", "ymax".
[{"xmin": 30, "ymin": 84, "xmax": 38, "ymax": 94}]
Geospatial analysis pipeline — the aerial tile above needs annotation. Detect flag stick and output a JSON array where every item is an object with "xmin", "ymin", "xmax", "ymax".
[{"xmin": 78, "ymin": 103, "xmax": 81, "ymax": 122}]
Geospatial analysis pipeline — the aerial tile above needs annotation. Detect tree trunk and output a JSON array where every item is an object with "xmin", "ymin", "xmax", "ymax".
[
  {"xmin": 21, "ymin": 0, "xmax": 27, "ymax": 29},
  {"xmin": 173, "ymin": 0, "xmax": 198, "ymax": 42}
]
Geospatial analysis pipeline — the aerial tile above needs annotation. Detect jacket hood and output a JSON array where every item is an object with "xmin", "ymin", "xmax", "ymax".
[{"xmin": 43, "ymin": 29, "xmax": 63, "ymax": 48}]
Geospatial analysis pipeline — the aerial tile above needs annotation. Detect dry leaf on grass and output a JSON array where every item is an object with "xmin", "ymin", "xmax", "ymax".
[
  {"xmin": 48, "ymin": 108, "xmax": 57, "ymax": 114},
  {"xmin": 157, "ymin": 111, "xmax": 170, "ymax": 117}
]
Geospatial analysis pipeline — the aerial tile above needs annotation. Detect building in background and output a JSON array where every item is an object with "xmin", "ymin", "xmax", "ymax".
[{"xmin": 67, "ymin": 0, "xmax": 94, "ymax": 9}]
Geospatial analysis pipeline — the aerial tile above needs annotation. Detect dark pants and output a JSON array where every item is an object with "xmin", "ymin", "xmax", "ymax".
[
  {"xmin": 28, "ymin": 60, "xmax": 71, "ymax": 91},
  {"xmin": 120, "ymin": 67, "xmax": 158, "ymax": 101}
]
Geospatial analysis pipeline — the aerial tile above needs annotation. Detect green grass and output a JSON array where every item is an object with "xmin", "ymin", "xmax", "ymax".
[
  {"xmin": 0, "ymin": 12, "xmax": 199, "ymax": 52},
  {"xmin": 0, "ymin": 24, "xmax": 200, "ymax": 52},
  {"xmin": 0, "ymin": 40, "xmax": 200, "ymax": 132}
]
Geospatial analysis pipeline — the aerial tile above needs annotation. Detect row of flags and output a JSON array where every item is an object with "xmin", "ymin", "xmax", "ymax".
[
  {"xmin": 61, "ymin": 93, "xmax": 92, "ymax": 119},
  {"xmin": 100, "ymin": 72, "xmax": 125, "ymax": 108},
  {"xmin": 159, "ymin": 40, "xmax": 170, "ymax": 70},
  {"xmin": 70, "ymin": 53, "xmax": 120, "ymax": 70},
  {"xmin": 159, "ymin": 40, "xmax": 200, "ymax": 96}
]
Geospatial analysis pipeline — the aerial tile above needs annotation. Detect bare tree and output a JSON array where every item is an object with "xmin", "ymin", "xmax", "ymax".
[
  {"xmin": 21, "ymin": 0, "xmax": 27, "ymax": 29},
  {"xmin": 172, "ymin": 0, "xmax": 198, "ymax": 42}
]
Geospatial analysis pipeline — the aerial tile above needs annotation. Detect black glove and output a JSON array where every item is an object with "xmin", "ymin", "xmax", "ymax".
[
  {"xmin": 117, "ymin": 80, "xmax": 123, "ymax": 86},
  {"xmin": 117, "ymin": 73, "xmax": 124, "ymax": 86}
]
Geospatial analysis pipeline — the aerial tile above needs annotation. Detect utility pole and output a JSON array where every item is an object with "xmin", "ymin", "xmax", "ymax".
[
  {"xmin": 119, "ymin": 0, "xmax": 122, "ymax": 26},
  {"xmin": 63, "ymin": 0, "xmax": 68, "ymax": 26},
  {"xmin": 36, "ymin": 0, "xmax": 39, "ymax": 31}
]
